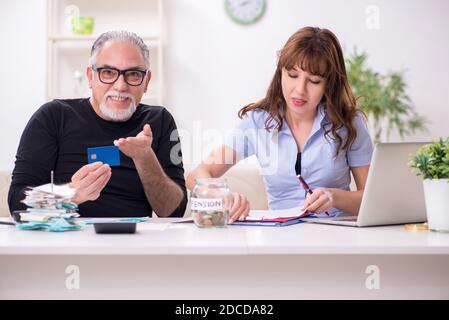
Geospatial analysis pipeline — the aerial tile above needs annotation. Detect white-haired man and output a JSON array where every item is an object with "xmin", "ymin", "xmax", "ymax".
[{"xmin": 9, "ymin": 31, "xmax": 186, "ymax": 217}]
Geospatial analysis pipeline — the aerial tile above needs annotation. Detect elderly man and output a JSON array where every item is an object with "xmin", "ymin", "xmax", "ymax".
[{"xmin": 8, "ymin": 31, "xmax": 186, "ymax": 217}]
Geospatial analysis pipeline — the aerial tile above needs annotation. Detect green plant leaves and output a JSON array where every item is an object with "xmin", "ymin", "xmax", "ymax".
[
  {"xmin": 346, "ymin": 49, "xmax": 428, "ymax": 144},
  {"xmin": 409, "ymin": 137, "xmax": 449, "ymax": 179}
]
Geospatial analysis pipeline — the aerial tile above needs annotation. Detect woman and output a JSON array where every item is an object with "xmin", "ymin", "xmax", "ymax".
[{"xmin": 187, "ymin": 27, "xmax": 373, "ymax": 223}]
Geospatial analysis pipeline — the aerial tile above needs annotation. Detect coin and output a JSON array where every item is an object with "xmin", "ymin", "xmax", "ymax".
[{"xmin": 404, "ymin": 223, "xmax": 428, "ymax": 231}]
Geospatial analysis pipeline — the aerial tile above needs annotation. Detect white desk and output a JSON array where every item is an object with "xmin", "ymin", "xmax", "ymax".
[{"xmin": 1, "ymin": 218, "xmax": 449, "ymax": 299}]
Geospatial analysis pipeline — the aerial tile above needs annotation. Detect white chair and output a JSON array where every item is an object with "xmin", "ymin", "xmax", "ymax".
[
  {"xmin": 0, "ymin": 171, "xmax": 11, "ymax": 217},
  {"xmin": 183, "ymin": 163, "xmax": 269, "ymax": 217}
]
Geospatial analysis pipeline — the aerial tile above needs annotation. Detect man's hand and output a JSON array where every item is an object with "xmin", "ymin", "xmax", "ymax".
[
  {"xmin": 114, "ymin": 124, "xmax": 153, "ymax": 162},
  {"xmin": 69, "ymin": 162, "xmax": 111, "ymax": 205}
]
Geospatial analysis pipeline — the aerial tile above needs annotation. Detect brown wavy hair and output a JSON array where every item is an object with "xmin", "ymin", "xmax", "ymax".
[{"xmin": 239, "ymin": 26, "xmax": 362, "ymax": 155}]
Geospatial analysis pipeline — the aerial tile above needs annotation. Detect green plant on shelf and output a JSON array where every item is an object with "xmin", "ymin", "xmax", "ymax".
[
  {"xmin": 409, "ymin": 137, "xmax": 449, "ymax": 180},
  {"xmin": 346, "ymin": 49, "xmax": 428, "ymax": 144}
]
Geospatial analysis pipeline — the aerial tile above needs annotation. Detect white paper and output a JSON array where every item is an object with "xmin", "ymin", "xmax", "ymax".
[
  {"xmin": 247, "ymin": 207, "xmax": 306, "ymax": 219},
  {"xmin": 190, "ymin": 198, "xmax": 223, "ymax": 211},
  {"xmin": 33, "ymin": 183, "xmax": 76, "ymax": 198},
  {"xmin": 140, "ymin": 223, "xmax": 170, "ymax": 231}
]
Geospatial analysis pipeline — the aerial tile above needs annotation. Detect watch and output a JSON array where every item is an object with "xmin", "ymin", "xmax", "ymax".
[{"xmin": 225, "ymin": 0, "xmax": 266, "ymax": 25}]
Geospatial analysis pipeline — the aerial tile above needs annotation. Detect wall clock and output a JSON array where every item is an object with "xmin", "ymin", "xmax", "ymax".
[{"xmin": 225, "ymin": 0, "xmax": 266, "ymax": 25}]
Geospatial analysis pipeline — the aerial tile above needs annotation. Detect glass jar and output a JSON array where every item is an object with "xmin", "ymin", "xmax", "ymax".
[{"xmin": 190, "ymin": 178, "xmax": 232, "ymax": 228}]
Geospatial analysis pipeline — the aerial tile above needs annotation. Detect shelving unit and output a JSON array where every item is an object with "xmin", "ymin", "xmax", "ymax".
[{"xmin": 46, "ymin": 0, "xmax": 164, "ymax": 105}]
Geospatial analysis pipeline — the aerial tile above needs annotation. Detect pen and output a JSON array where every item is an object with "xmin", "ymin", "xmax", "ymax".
[
  {"xmin": 0, "ymin": 221, "xmax": 15, "ymax": 226},
  {"xmin": 297, "ymin": 174, "xmax": 330, "ymax": 216},
  {"xmin": 51, "ymin": 170, "xmax": 54, "ymax": 193}
]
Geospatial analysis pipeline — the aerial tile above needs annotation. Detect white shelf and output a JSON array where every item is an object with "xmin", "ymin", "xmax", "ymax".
[
  {"xmin": 46, "ymin": 0, "xmax": 164, "ymax": 105},
  {"xmin": 48, "ymin": 0, "xmax": 161, "ymax": 37},
  {"xmin": 48, "ymin": 35, "xmax": 161, "ymax": 42}
]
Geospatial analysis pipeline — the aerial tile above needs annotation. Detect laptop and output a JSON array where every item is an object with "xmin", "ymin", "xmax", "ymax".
[{"xmin": 303, "ymin": 142, "xmax": 427, "ymax": 227}]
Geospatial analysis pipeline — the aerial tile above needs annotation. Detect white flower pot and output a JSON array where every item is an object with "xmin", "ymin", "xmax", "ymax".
[{"xmin": 423, "ymin": 179, "xmax": 449, "ymax": 232}]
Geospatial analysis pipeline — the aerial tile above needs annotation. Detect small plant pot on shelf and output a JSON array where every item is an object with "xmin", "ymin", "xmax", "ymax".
[
  {"xmin": 409, "ymin": 137, "xmax": 449, "ymax": 233},
  {"xmin": 423, "ymin": 179, "xmax": 449, "ymax": 232},
  {"xmin": 71, "ymin": 17, "xmax": 95, "ymax": 35}
]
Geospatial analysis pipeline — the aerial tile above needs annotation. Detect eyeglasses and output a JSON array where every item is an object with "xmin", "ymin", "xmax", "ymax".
[{"xmin": 92, "ymin": 65, "xmax": 148, "ymax": 86}]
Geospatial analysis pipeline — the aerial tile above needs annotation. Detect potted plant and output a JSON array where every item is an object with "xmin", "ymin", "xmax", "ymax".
[
  {"xmin": 409, "ymin": 138, "xmax": 449, "ymax": 232},
  {"xmin": 346, "ymin": 50, "xmax": 428, "ymax": 144}
]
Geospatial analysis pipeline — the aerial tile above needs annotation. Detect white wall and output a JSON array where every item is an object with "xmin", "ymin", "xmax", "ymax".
[
  {"xmin": 1, "ymin": 0, "xmax": 448, "ymax": 170},
  {"xmin": 0, "ymin": 1, "xmax": 46, "ymax": 171}
]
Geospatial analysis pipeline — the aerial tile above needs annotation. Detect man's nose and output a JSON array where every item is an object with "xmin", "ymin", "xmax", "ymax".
[{"xmin": 113, "ymin": 74, "xmax": 129, "ymax": 91}]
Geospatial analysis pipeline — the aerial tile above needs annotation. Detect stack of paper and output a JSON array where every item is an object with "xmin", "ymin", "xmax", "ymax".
[
  {"xmin": 22, "ymin": 183, "xmax": 76, "ymax": 209},
  {"xmin": 16, "ymin": 183, "xmax": 80, "ymax": 231}
]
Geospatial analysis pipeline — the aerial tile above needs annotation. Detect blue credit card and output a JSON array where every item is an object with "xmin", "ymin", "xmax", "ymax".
[{"xmin": 87, "ymin": 146, "xmax": 120, "ymax": 166}]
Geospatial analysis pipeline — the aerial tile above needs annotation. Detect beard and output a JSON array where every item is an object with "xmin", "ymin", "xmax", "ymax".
[{"xmin": 99, "ymin": 91, "xmax": 137, "ymax": 122}]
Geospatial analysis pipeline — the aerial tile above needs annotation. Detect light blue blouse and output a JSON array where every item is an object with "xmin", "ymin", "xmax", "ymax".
[{"xmin": 224, "ymin": 104, "xmax": 374, "ymax": 216}]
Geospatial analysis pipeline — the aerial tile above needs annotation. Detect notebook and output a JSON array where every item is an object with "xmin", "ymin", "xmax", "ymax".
[
  {"xmin": 232, "ymin": 216, "xmax": 304, "ymax": 227},
  {"xmin": 172, "ymin": 208, "xmax": 307, "ymax": 226},
  {"xmin": 231, "ymin": 207, "xmax": 307, "ymax": 226}
]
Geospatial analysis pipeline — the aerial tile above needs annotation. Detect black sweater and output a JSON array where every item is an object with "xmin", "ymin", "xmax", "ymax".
[{"xmin": 8, "ymin": 98, "xmax": 187, "ymax": 217}]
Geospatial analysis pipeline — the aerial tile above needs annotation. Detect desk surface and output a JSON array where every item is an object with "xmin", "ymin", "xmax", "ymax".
[{"xmin": 1, "ymin": 217, "xmax": 449, "ymax": 255}]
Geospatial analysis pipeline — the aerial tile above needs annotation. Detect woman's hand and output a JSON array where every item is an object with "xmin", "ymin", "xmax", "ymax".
[
  {"xmin": 302, "ymin": 188, "xmax": 334, "ymax": 214},
  {"xmin": 227, "ymin": 193, "xmax": 250, "ymax": 223}
]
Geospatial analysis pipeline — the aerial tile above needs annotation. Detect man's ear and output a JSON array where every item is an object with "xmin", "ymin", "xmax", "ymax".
[
  {"xmin": 87, "ymin": 67, "xmax": 93, "ymax": 88},
  {"xmin": 143, "ymin": 71, "xmax": 152, "ymax": 92}
]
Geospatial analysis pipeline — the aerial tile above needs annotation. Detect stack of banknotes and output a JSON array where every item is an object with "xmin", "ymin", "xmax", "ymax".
[{"xmin": 17, "ymin": 183, "xmax": 81, "ymax": 232}]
